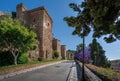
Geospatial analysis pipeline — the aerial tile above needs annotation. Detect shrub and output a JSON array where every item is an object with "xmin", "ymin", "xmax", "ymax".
[
  {"xmin": 38, "ymin": 58, "xmax": 43, "ymax": 61},
  {"xmin": 0, "ymin": 51, "xmax": 14, "ymax": 66},
  {"xmin": 53, "ymin": 50, "xmax": 59, "ymax": 59},
  {"xmin": 18, "ymin": 53, "xmax": 29, "ymax": 64},
  {"xmin": 86, "ymin": 64, "xmax": 120, "ymax": 81},
  {"xmin": 62, "ymin": 57, "xmax": 65, "ymax": 60}
]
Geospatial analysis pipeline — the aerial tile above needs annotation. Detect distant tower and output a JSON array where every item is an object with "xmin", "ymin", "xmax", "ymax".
[
  {"xmin": 16, "ymin": 3, "xmax": 53, "ymax": 60},
  {"xmin": 16, "ymin": 3, "xmax": 27, "ymax": 22},
  {"xmin": 61, "ymin": 45, "xmax": 66, "ymax": 59},
  {"xmin": 52, "ymin": 38, "xmax": 61, "ymax": 58},
  {"xmin": 41, "ymin": 7, "xmax": 53, "ymax": 59}
]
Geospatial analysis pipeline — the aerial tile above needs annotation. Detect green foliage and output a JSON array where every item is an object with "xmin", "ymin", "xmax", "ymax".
[
  {"xmin": 18, "ymin": 53, "xmax": 29, "ymax": 64},
  {"xmin": 38, "ymin": 58, "xmax": 43, "ymax": 61},
  {"xmin": 76, "ymin": 43, "xmax": 86, "ymax": 53},
  {"xmin": 67, "ymin": 49, "xmax": 76, "ymax": 54},
  {"xmin": 89, "ymin": 38, "xmax": 110, "ymax": 67},
  {"xmin": 0, "ymin": 15, "xmax": 36, "ymax": 65},
  {"xmin": 53, "ymin": 50, "xmax": 59, "ymax": 59},
  {"xmin": 86, "ymin": 64, "xmax": 120, "ymax": 80},
  {"xmin": 0, "ymin": 15, "xmax": 36, "ymax": 52},
  {"xmin": 0, "ymin": 51, "xmax": 14, "ymax": 66},
  {"xmin": 61, "ymin": 57, "xmax": 65, "ymax": 60},
  {"xmin": 64, "ymin": 0, "xmax": 120, "ymax": 43},
  {"xmin": 12, "ymin": 12, "xmax": 16, "ymax": 19}
]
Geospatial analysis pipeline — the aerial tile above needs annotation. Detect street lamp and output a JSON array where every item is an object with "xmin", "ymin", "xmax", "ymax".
[
  {"xmin": 82, "ymin": 28, "xmax": 85, "ymax": 81},
  {"xmin": 82, "ymin": 36, "xmax": 85, "ymax": 81}
]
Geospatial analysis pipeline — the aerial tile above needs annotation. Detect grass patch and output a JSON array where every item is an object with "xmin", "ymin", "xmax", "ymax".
[
  {"xmin": 0, "ymin": 59, "xmax": 63, "ymax": 75},
  {"xmin": 0, "ymin": 59, "xmax": 61, "ymax": 69}
]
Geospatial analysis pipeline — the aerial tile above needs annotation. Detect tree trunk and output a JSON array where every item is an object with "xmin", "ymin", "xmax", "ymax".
[
  {"xmin": 14, "ymin": 56, "xmax": 17, "ymax": 65},
  {"xmin": 11, "ymin": 51, "xmax": 19, "ymax": 65}
]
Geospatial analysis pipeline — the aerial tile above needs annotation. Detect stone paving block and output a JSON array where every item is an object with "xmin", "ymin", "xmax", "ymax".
[
  {"xmin": 0, "ymin": 76, "xmax": 4, "ymax": 80},
  {"xmin": 68, "ymin": 62, "xmax": 78, "ymax": 81},
  {"xmin": 8, "ymin": 73, "xmax": 16, "ymax": 77}
]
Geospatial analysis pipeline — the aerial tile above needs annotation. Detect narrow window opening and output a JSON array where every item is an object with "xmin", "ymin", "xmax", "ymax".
[{"xmin": 33, "ymin": 18, "xmax": 35, "ymax": 22}]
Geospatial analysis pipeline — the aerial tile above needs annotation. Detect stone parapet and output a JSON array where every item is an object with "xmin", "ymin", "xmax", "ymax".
[{"xmin": 76, "ymin": 60, "xmax": 102, "ymax": 81}]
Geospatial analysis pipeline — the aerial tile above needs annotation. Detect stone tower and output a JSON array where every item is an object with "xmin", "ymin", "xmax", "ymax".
[
  {"xmin": 61, "ymin": 45, "xmax": 66, "ymax": 59},
  {"xmin": 52, "ymin": 38, "xmax": 61, "ymax": 58},
  {"xmin": 16, "ymin": 3, "xmax": 53, "ymax": 59}
]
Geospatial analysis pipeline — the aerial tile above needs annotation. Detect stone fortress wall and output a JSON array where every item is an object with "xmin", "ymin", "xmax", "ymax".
[{"xmin": 16, "ymin": 3, "xmax": 66, "ymax": 60}]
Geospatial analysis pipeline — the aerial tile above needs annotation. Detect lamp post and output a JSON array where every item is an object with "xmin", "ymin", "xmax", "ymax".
[
  {"xmin": 82, "ymin": 36, "xmax": 85, "ymax": 81},
  {"xmin": 82, "ymin": 27, "xmax": 85, "ymax": 81}
]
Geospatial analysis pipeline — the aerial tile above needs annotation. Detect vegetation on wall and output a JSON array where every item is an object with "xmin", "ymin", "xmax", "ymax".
[{"xmin": 53, "ymin": 50, "xmax": 59, "ymax": 59}]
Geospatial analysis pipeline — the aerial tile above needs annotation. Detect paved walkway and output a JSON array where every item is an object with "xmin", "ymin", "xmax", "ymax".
[
  {"xmin": 0, "ymin": 61, "xmax": 65, "ymax": 80},
  {"xmin": 67, "ymin": 62, "xmax": 81, "ymax": 81},
  {"xmin": 0, "ymin": 60, "xmax": 81, "ymax": 81}
]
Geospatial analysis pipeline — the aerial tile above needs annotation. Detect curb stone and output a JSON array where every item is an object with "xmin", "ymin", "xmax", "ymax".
[
  {"xmin": 77, "ymin": 61, "xmax": 102, "ymax": 81},
  {"xmin": 68, "ymin": 62, "xmax": 78, "ymax": 81},
  {"xmin": 0, "ymin": 60, "xmax": 66, "ymax": 80}
]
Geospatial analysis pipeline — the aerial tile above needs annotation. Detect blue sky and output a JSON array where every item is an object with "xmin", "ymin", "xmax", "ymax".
[{"xmin": 0, "ymin": 0, "xmax": 120, "ymax": 60}]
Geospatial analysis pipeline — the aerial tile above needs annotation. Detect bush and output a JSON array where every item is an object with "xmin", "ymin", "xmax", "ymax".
[
  {"xmin": 61, "ymin": 57, "xmax": 65, "ymax": 60},
  {"xmin": 38, "ymin": 58, "xmax": 43, "ymax": 61},
  {"xmin": 53, "ymin": 50, "xmax": 59, "ymax": 59},
  {"xmin": 86, "ymin": 64, "xmax": 120, "ymax": 81},
  {"xmin": 0, "ymin": 51, "xmax": 14, "ymax": 66},
  {"xmin": 18, "ymin": 53, "xmax": 29, "ymax": 64}
]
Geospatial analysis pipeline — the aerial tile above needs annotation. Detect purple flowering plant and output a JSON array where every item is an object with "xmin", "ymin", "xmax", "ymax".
[{"xmin": 76, "ymin": 47, "xmax": 91, "ymax": 63}]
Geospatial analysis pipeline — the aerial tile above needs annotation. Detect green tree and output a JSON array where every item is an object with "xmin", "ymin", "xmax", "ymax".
[
  {"xmin": 64, "ymin": 0, "xmax": 120, "ymax": 43},
  {"xmin": 63, "ymin": 1, "xmax": 119, "ymax": 80},
  {"xmin": 89, "ymin": 39, "xmax": 109, "ymax": 67},
  {"xmin": 0, "ymin": 15, "xmax": 36, "ymax": 65},
  {"xmin": 76, "ymin": 43, "xmax": 86, "ymax": 53}
]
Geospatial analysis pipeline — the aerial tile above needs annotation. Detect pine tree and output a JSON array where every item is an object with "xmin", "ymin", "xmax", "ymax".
[
  {"xmin": 64, "ymin": 0, "xmax": 120, "ymax": 43},
  {"xmin": 89, "ymin": 39, "xmax": 109, "ymax": 67}
]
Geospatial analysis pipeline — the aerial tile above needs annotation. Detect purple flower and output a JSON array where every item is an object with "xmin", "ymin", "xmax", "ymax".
[
  {"xmin": 76, "ymin": 47, "xmax": 91, "ymax": 63},
  {"xmin": 110, "ymin": 78, "xmax": 120, "ymax": 81}
]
